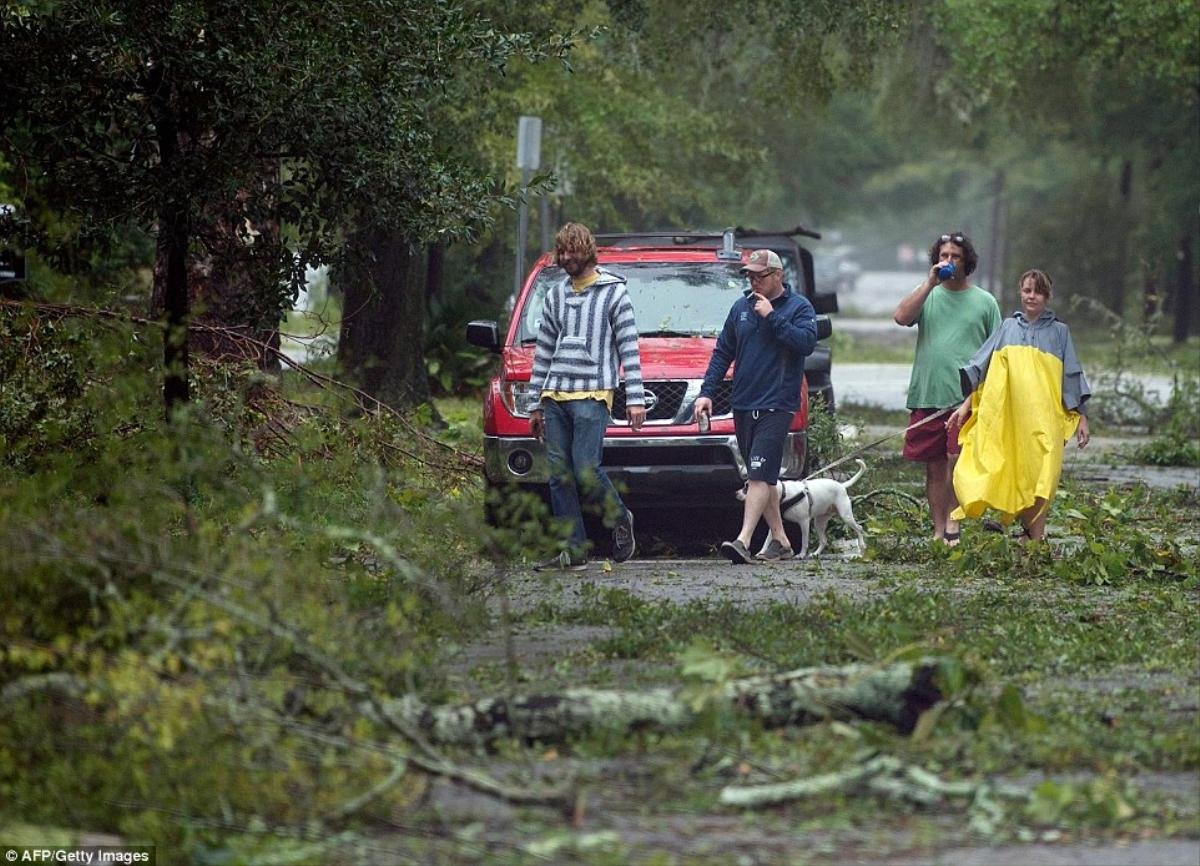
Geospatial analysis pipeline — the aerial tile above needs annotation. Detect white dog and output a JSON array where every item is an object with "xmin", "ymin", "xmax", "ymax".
[{"xmin": 737, "ymin": 459, "xmax": 868, "ymax": 558}]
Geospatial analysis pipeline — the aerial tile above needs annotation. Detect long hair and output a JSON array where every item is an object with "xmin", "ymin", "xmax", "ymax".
[
  {"xmin": 928, "ymin": 231, "xmax": 979, "ymax": 276},
  {"xmin": 554, "ymin": 222, "xmax": 597, "ymax": 266}
]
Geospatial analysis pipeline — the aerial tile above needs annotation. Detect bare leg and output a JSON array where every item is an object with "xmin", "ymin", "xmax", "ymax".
[
  {"xmin": 761, "ymin": 483, "xmax": 788, "ymax": 545},
  {"xmin": 925, "ymin": 458, "xmax": 951, "ymax": 539},
  {"xmin": 1019, "ymin": 498, "xmax": 1049, "ymax": 541},
  {"xmin": 945, "ymin": 453, "xmax": 961, "ymax": 538},
  {"xmin": 737, "ymin": 481, "xmax": 774, "ymax": 547}
]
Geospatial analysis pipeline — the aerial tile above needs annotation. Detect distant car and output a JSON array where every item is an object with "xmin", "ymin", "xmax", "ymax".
[
  {"xmin": 814, "ymin": 243, "xmax": 862, "ymax": 296},
  {"xmin": 466, "ymin": 228, "xmax": 833, "ymax": 532}
]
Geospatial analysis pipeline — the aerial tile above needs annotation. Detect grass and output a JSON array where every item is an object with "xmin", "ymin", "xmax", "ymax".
[
  {"xmin": 415, "ymin": 438, "xmax": 1200, "ymax": 863},
  {"xmin": 429, "ymin": 555, "xmax": 1199, "ymax": 863}
]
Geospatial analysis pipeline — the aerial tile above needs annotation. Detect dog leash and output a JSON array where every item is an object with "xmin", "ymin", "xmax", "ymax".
[{"xmin": 801, "ymin": 405, "xmax": 957, "ymax": 480}]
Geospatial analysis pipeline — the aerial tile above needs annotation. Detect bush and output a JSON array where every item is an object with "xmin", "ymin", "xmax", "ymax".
[
  {"xmin": 0, "ymin": 307, "xmax": 96, "ymax": 468},
  {"xmin": 0, "ymin": 318, "xmax": 508, "ymax": 859},
  {"xmin": 1123, "ymin": 374, "xmax": 1200, "ymax": 467}
]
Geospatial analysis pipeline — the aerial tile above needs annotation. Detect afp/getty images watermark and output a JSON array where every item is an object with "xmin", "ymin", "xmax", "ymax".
[{"xmin": 3, "ymin": 848, "xmax": 155, "ymax": 865}]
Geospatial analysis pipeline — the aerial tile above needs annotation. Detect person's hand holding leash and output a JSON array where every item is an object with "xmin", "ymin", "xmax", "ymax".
[
  {"xmin": 947, "ymin": 399, "xmax": 971, "ymax": 435},
  {"xmin": 529, "ymin": 409, "xmax": 545, "ymax": 442}
]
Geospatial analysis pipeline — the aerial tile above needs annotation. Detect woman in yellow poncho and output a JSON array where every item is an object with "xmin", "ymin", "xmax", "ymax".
[{"xmin": 947, "ymin": 269, "xmax": 1091, "ymax": 541}]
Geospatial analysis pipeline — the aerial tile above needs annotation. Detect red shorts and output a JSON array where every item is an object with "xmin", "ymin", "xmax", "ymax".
[{"xmin": 902, "ymin": 408, "xmax": 961, "ymax": 462}]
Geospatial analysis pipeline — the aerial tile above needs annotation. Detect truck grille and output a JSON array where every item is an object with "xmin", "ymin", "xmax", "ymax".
[{"xmin": 612, "ymin": 380, "xmax": 733, "ymax": 422}]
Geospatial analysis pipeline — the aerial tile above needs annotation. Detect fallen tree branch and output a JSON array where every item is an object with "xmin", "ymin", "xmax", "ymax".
[
  {"xmin": 390, "ymin": 660, "xmax": 944, "ymax": 746},
  {"xmin": 0, "ymin": 299, "xmax": 483, "ymax": 473},
  {"xmin": 24, "ymin": 542, "xmax": 572, "ymax": 811},
  {"xmin": 853, "ymin": 488, "xmax": 923, "ymax": 509},
  {"xmin": 719, "ymin": 752, "xmax": 1032, "ymax": 808},
  {"xmin": 1, "ymin": 672, "xmax": 88, "ymax": 704}
]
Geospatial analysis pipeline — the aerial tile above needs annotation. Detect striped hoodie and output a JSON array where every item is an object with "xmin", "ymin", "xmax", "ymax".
[{"xmin": 526, "ymin": 267, "xmax": 644, "ymax": 413}]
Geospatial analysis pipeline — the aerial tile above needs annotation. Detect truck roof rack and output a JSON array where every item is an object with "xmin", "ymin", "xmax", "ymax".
[{"xmin": 594, "ymin": 224, "xmax": 822, "ymax": 246}]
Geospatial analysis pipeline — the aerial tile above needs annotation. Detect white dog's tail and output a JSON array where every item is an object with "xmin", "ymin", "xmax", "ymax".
[{"xmin": 843, "ymin": 459, "xmax": 867, "ymax": 489}]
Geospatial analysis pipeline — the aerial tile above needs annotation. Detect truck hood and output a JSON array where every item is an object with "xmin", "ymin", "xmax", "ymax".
[{"xmin": 503, "ymin": 337, "xmax": 720, "ymax": 381}]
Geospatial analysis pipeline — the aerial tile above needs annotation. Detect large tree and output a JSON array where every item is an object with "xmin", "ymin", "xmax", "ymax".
[
  {"xmin": 920, "ymin": 0, "xmax": 1199, "ymax": 323},
  {"xmin": 0, "ymin": 1, "xmax": 571, "ymax": 413},
  {"xmin": 439, "ymin": 0, "xmax": 909, "ymax": 323}
]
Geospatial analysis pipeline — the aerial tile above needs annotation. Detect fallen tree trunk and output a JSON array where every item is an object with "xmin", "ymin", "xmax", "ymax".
[{"xmin": 390, "ymin": 660, "xmax": 943, "ymax": 746}]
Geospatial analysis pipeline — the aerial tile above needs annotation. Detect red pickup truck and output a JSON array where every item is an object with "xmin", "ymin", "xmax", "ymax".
[{"xmin": 466, "ymin": 228, "xmax": 833, "ymax": 531}]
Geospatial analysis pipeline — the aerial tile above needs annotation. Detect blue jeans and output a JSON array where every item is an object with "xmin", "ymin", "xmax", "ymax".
[{"xmin": 542, "ymin": 397, "xmax": 628, "ymax": 554}]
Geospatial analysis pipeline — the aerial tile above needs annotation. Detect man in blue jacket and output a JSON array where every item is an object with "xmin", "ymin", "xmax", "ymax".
[{"xmin": 693, "ymin": 249, "xmax": 818, "ymax": 563}]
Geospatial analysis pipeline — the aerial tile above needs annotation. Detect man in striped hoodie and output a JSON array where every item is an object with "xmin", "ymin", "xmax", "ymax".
[{"xmin": 527, "ymin": 223, "xmax": 646, "ymax": 570}]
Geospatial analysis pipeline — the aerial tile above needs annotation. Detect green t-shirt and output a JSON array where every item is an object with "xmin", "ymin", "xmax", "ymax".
[{"xmin": 906, "ymin": 284, "xmax": 1001, "ymax": 409}]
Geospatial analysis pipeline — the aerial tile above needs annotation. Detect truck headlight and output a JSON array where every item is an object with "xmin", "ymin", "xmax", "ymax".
[{"xmin": 501, "ymin": 380, "xmax": 537, "ymax": 419}]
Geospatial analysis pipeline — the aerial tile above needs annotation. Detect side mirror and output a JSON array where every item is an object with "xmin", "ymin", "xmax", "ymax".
[
  {"xmin": 811, "ymin": 292, "xmax": 839, "ymax": 316},
  {"xmin": 801, "ymin": 245, "xmax": 838, "ymax": 314},
  {"xmin": 466, "ymin": 320, "xmax": 501, "ymax": 354},
  {"xmin": 815, "ymin": 314, "xmax": 832, "ymax": 341}
]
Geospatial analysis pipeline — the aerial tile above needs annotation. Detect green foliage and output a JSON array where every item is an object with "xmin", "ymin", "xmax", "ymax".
[
  {"xmin": 424, "ymin": 292, "xmax": 497, "ymax": 397},
  {"xmin": 940, "ymin": 487, "xmax": 1197, "ymax": 587},
  {"xmin": 0, "ymin": 330, "xmax": 501, "ymax": 858},
  {"xmin": 0, "ymin": 307, "xmax": 95, "ymax": 467},
  {"xmin": 1025, "ymin": 775, "xmax": 1137, "ymax": 828},
  {"xmin": 925, "ymin": 0, "xmax": 1199, "ymax": 317},
  {"xmin": 0, "ymin": 0, "xmax": 578, "ymax": 316},
  {"xmin": 1122, "ymin": 375, "xmax": 1200, "ymax": 466},
  {"xmin": 803, "ymin": 392, "xmax": 844, "ymax": 472},
  {"xmin": 445, "ymin": 0, "xmax": 911, "ymax": 312}
]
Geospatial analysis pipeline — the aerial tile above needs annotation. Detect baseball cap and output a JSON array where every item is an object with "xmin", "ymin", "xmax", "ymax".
[{"xmin": 740, "ymin": 248, "xmax": 782, "ymax": 274}]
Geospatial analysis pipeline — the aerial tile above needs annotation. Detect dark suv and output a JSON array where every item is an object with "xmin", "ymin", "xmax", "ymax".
[{"xmin": 466, "ymin": 229, "xmax": 833, "ymax": 525}]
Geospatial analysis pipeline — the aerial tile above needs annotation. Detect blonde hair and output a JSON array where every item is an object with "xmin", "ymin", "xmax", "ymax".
[
  {"xmin": 1019, "ymin": 268, "xmax": 1053, "ymax": 298},
  {"xmin": 554, "ymin": 222, "xmax": 596, "ymax": 264}
]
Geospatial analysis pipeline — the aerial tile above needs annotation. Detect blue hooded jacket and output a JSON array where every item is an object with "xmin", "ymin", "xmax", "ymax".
[{"xmin": 699, "ymin": 285, "xmax": 817, "ymax": 412}]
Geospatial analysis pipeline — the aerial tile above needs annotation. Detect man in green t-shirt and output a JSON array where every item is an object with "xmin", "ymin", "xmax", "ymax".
[{"xmin": 893, "ymin": 231, "xmax": 1001, "ymax": 544}]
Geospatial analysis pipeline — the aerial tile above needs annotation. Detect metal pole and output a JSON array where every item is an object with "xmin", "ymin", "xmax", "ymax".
[
  {"xmin": 514, "ymin": 116, "xmax": 542, "ymax": 298},
  {"xmin": 514, "ymin": 166, "xmax": 532, "ymax": 297}
]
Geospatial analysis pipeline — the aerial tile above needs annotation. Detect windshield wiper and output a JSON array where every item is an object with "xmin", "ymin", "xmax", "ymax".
[{"xmin": 639, "ymin": 329, "xmax": 699, "ymax": 337}]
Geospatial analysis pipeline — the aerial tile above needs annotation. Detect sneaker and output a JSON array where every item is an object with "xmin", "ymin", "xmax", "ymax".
[
  {"xmin": 720, "ymin": 539, "xmax": 754, "ymax": 564},
  {"xmin": 534, "ymin": 550, "xmax": 588, "ymax": 572},
  {"xmin": 612, "ymin": 511, "xmax": 636, "ymax": 563},
  {"xmin": 757, "ymin": 538, "xmax": 794, "ymax": 561}
]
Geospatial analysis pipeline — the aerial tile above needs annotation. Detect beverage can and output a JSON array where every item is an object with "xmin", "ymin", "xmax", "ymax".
[{"xmin": 698, "ymin": 412, "xmax": 711, "ymax": 433}]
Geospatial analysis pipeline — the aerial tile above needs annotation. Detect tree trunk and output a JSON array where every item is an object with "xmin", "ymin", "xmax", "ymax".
[
  {"xmin": 425, "ymin": 243, "xmax": 445, "ymax": 302},
  {"xmin": 150, "ymin": 186, "xmax": 283, "ymax": 372},
  {"xmin": 1143, "ymin": 274, "xmax": 1160, "ymax": 324},
  {"xmin": 1111, "ymin": 158, "xmax": 1134, "ymax": 316},
  {"xmin": 148, "ymin": 62, "xmax": 190, "ymax": 416},
  {"xmin": 1174, "ymin": 235, "xmax": 1195, "ymax": 344},
  {"xmin": 337, "ymin": 229, "xmax": 436, "ymax": 413},
  {"xmin": 390, "ymin": 660, "xmax": 943, "ymax": 746},
  {"xmin": 160, "ymin": 213, "xmax": 191, "ymax": 415}
]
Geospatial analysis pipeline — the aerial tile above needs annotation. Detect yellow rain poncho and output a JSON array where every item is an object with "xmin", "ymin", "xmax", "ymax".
[{"xmin": 951, "ymin": 311, "xmax": 1091, "ymax": 525}]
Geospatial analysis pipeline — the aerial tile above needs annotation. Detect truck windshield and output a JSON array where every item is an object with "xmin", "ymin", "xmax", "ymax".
[{"xmin": 516, "ymin": 262, "xmax": 749, "ymax": 342}]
